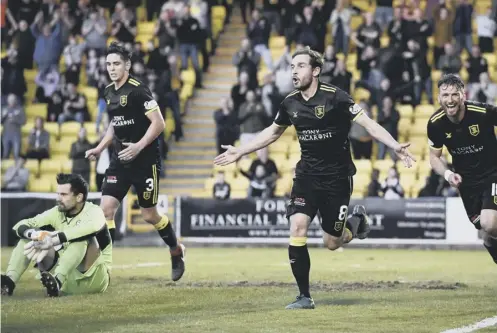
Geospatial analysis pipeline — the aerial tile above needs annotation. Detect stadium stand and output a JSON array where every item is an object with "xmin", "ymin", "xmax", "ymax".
[{"xmin": 1, "ymin": 0, "xmax": 496, "ymax": 208}]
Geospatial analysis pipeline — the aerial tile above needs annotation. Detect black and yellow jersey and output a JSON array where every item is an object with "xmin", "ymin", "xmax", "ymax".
[
  {"xmin": 274, "ymin": 82, "xmax": 362, "ymax": 178},
  {"xmin": 104, "ymin": 75, "xmax": 161, "ymax": 168},
  {"xmin": 427, "ymin": 100, "xmax": 497, "ymax": 189}
]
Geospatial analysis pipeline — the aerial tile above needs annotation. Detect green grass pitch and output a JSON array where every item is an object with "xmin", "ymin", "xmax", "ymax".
[{"xmin": 2, "ymin": 247, "xmax": 496, "ymax": 333}]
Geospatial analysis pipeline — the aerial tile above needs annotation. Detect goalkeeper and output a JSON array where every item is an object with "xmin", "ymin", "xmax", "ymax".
[{"xmin": 1, "ymin": 173, "xmax": 112, "ymax": 297}]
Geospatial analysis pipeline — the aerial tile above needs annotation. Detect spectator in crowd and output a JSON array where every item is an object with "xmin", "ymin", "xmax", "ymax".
[
  {"xmin": 176, "ymin": 5, "xmax": 203, "ymax": 88},
  {"xmin": 367, "ymin": 169, "xmax": 382, "ymax": 197},
  {"xmin": 233, "ymin": 38, "xmax": 260, "ymax": 89},
  {"xmin": 329, "ymin": 0, "xmax": 352, "ymax": 56},
  {"xmin": 57, "ymin": 1, "xmax": 76, "ymax": 45},
  {"xmin": 387, "ymin": 6, "xmax": 404, "ymax": 49},
  {"xmin": 46, "ymin": 91, "xmax": 63, "ymax": 122},
  {"xmin": 433, "ymin": 5, "xmax": 455, "ymax": 68},
  {"xmin": 381, "ymin": 167, "xmax": 404, "ymax": 199},
  {"xmin": 231, "ymin": 71, "xmax": 252, "ymax": 116},
  {"xmin": 147, "ymin": 41, "xmax": 171, "ymax": 74},
  {"xmin": 81, "ymin": 8, "xmax": 108, "ymax": 55},
  {"xmin": 293, "ymin": 5, "xmax": 321, "ymax": 52},
  {"xmin": 154, "ymin": 9, "xmax": 176, "ymax": 52},
  {"xmin": 476, "ymin": 6, "xmax": 496, "ymax": 53},
  {"xmin": 85, "ymin": 49, "xmax": 99, "ymax": 86},
  {"xmin": 272, "ymin": 49, "xmax": 293, "ymax": 95},
  {"xmin": 214, "ymin": 97, "xmax": 238, "ymax": 155},
  {"xmin": 58, "ymin": 83, "xmax": 89, "ymax": 125},
  {"xmin": 240, "ymin": 0, "xmax": 255, "ymax": 24},
  {"xmin": 1, "ymin": 156, "xmax": 29, "ymax": 192},
  {"xmin": 351, "ymin": 11, "xmax": 381, "ymax": 69},
  {"xmin": 70, "ymin": 127, "xmax": 93, "ymax": 183},
  {"xmin": 320, "ymin": 45, "xmax": 337, "ymax": 84},
  {"xmin": 63, "ymin": 34, "xmax": 86, "ymax": 86},
  {"xmin": 468, "ymin": 72, "xmax": 497, "ymax": 104},
  {"xmin": 403, "ymin": 39, "xmax": 432, "ymax": 104},
  {"xmin": 437, "ymin": 42, "xmax": 462, "ymax": 75},
  {"xmin": 34, "ymin": 65, "xmax": 60, "ymax": 104},
  {"xmin": 453, "ymin": 0, "xmax": 473, "ymax": 54},
  {"xmin": 1, "ymin": 46, "xmax": 27, "ymax": 103},
  {"xmin": 262, "ymin": 0, "xmax": 281, "ymax": 35},
  {"xmin": 2, "ymin": 94, "xmax": 26, "ymax": 160},
  {"xmin": 260, "ymin": 73, "xmax": 281, "ymax": 120},
  {"xmin": 212, "ymin": 171, "xmax": 231, "ymax": 200},
  {"xmin": 377, "ymin": 96, "xmax": 399, "ymax": 160},
  {"xmin": 95, "ymin": 65, "xmax": 110, "ymax": 134},
  {"xmin": 11, "ymin": 19, "xmax": 36, "ymax": 69},
  {"xmin": 25, "ymin": 116, "xmax": 50, "ymax": 161},
  {"xmin": 330, "ymin": 59, "xmax": 352, "ymax": 94},
  {"xmin": 190, "ymin": 0, "xmax": 209, "ymax": 72},
  {"xmin": 465, "ymin": 45, "xmax": 488, "ymax": 90},
  {"xmin": 244, "ymin": 165, "xmax": 270, "ymax": 198},
  {"xmin": 111, "ymin": 7, "xmax": 137, "ymax": 43},
  {"xmin": 247, "ymin": 9, "xmax": 272, "ymax": 70},
  {"xmin": 31, "ymin": 11, "xmax": 62, "ymax": 73},
  {"xmin": 375, "ymin": 0, "xmax": 393, "ymax": 32},
  {"xmin": 241, "ymin": 147, "xmax": 279, "ymax": 197},
  {"xmin": 349, "ymin": 100, "xmax": 373, "ymax": 159},
  {"xmin": 238, "ymin": 90, "xmax": 268, "ymax": 146}
]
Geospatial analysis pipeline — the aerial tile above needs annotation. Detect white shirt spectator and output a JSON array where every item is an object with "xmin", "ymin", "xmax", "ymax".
[{"xmin": 476, "ymin": 13, "xmax": 496, "ymax": 38}]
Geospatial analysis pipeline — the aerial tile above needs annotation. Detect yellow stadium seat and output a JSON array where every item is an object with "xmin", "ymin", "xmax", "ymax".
[
  {"xmin": 40, "ymin": 159, "xmax": 62, "ymax": 174},
  {"xmin": 230, "ymin": 190, "xmax": 247, "ymax": 199},
  {"xmin": 354, "ymin": 87, "xmax": 370, "ymax": 101},
  {"xmin": 180, "ymin": 70, "xmax": 196, "ymax": 86},
  {"xmin": 25, "ymin": 159, "xmax": 40, "ymax": 176},
  {"xmin": 26, "ymin": 104, "xmax": 47, "ymax": 120},
  {"xmin": 237, "ymin": 157, "xmax": 254, "ymax": 173},
  {"xmin": 288, "ymin": 141, "xmax": 300, "ymax": 155},
  {"xmin": 399, "ymin": 173, "xmax": 417, "ymax": 190},
  {"xmin": 138, "ymin": 22, "xmax": 155, "ymax": 35},
  {"xmin": 1, "ymin": 159, "xmax": 15, "ymax": 173},
  {"xmin": 353, "ymin": 173, "xmax": 371, "ymax": 193},
  {"xmin": 214, "ymin": 161, "xmax": 236, "ymax": 173},
  {"xmin": 61, "ymin": 159, "xmax": 73, "ymax": 173},
  {"xmin": 28, "ymin": 175, "xmax": 53, "ymax": 192},
  {"xmin": 83, "ymin": 122, "xmax": 97, "ymax": 137},
  {"xmin": 431, "ymin": 70, "xmax": 442, "ymax": 83},
  {"xmin": 52, "ymin": 139, "xmax": 73, "ymax": 156},
  {"xmin": 354, "ymin": 159, "xmax": 373, "ymax": 174},
  {"xmin": 415, "ymin": 104, "xmax": 436, "ymax": 119},
  {"xmin": 137, "ymin": 6, "xmax": 147, "ymax": 22},
  {"xmin": 269, "ymin": 36, "xmax": 286, "ymax": 49},
  {"xmin": 24, "ymin": 69, "xmax": 38, "ymax": 81},
  {"xmin": 60, "ymin": 122, "xmax": 83, "ymax": 137},
  {"xmin": 398, "ymin": 118, "xmax": 412, "ymax": 138},
  {"xmin": 483, "ymin": 53, "xmax": 496, "ymax": 67},
  {"xmin": 274, "ymin": 176, "xmax": 293, "ymax": 197},
  {"xmin": 231, "ymin": 177, "xmax": 250, "ymax": 191},
  {"xmin": 44, "ymin": 122, "xmax": 60, "ymax": 137},
  {"xmin": 410, "ymin": 118, "xmax": 428, "ymax": 137},
  {"xmin": 373, "ymin": 159, "xmax": 397, "ymax": 175},
  {"xmin": 79, "ymin": 86, "xmax": 98, "ymax": 101},
  {"xmin": 211, "ymin": 6, "xmax": 226, "ymax": 20},
  {"xmin": 135, "ymin": 34, "xmax": 156, "ymax": 47},
  {"xmin": 397, "ymin": 104, "xmax": 413, "ymax": 120},
  {"xmin": 288, "ymin": 153, "xmax": 300, "ymax": 165},
  {"xmin": 272, "ymin": 154, "xmax": 292, "ymax": 173},
  {"xmin": 268, "ymin": 141, "xmax": 288, "ymax": 154}
]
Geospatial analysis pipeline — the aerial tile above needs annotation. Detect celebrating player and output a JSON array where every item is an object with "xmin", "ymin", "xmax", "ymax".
[
  {"xmin": 427, "ymin": 74, "xmax": 497, "ymax": 265},
  {"xmin": 214, "ymin": 47, "xmax": 416, "ymax": 309},
  {"xmin": 1, "ymin": 174, "xmax": 112, "ymax": 297},
  {"xmin": 85, "ymin": 42, "xmax": 185, "ymax": 281}
]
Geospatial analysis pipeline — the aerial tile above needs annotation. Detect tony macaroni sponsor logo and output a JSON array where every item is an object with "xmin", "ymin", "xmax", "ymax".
[
  {"xmin": 112, "ymin": 115, "xmax": 135, "ymax": 127},
  {"xmin": 450, "ymin": 145, "xmax": 483, "ymax": 155},
  {"xmin": 297, "ymin": 129, "xmax": 333, "ymax": 141}
]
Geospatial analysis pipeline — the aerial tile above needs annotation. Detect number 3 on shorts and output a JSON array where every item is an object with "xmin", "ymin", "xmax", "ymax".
[
  {"xmin": 146, "ymin": 178, "xmax": 154, "ymax": 191},
  {"xmin": 338, "ymin": 205, "xmax": 348, "ymax": 221}
]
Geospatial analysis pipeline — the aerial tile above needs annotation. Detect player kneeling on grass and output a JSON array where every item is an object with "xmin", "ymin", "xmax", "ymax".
[{"xmin": 1, "ymin": 173, "xmax": 112, "ymax": 297}]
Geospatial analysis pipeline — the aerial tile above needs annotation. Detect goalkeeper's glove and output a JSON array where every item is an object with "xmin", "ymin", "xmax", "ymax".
[{"xmin": 23, "ymin": 241, "xmax": 49, "ymax": 263}]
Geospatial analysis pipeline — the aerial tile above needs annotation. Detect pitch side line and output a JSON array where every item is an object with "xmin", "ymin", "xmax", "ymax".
[{"xmin": 440, "ymin": 316, "xmax": 497, "ymax": 333}]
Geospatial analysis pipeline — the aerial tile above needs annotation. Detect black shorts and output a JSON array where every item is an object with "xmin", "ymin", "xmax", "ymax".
[
  {"xmin": 286, "ymin": 175, "xmax": 353, "ymax": 237},
  {"xmin": 101, "ymin": 162, "xmax": 160, "ymax": 208},
  {"xmin": 459, "ymin": 180, "xmax": 497, "ymax": 230}
]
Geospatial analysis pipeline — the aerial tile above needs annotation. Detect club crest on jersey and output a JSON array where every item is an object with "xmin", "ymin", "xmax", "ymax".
[
  {"xmin": 314, "ymin": 105, "xmax": 325, "ymax": 119},
  {"xmin": 143, "ymin": 191, "xmax": 151, "ymax": 200},
  {"xmin": 120, "ymin": 95, "xmax": 128, "ymax": 106},
  {"xmin": 468, "ymin": 124, "xmax": 479, "ymax": 136},
  {"xmin": 334, "ymin": 221, "xmax": 343, "ymax": 231}
]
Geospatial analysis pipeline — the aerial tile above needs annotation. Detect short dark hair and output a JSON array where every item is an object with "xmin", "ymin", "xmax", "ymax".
[
  {"xmin": 56, "ymin": 173, "xmax": 89, "ymax": 201},
  {"xmin": 292, "ymin": 46, "xmax": 324, "ymax": 69},
  {"xmin": 437, "ymin": 74, "xmax": 465, "ymax": 91},
  {"xmin": 106, "ymin": 41, "xmax": 132, "ymax": 62}
]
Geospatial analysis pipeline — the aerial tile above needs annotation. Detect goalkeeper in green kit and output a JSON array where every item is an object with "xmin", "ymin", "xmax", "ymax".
[{"xmin": 1, "ymin": 174, "xmax": 112, "ymax": 297}]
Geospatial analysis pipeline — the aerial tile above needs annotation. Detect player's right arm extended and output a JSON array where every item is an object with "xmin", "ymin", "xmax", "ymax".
[
  {"xmin": 429, "ymin": 147, "xmax": 449, "ymax": 177},
  {"xmin": 238, "ymin": 123, "xmax": 286, "ymax": 156},
  {"xmin": 95, "ymin": 123, "xmax": 114, "ymax": 151},
  {"xmin": 12, "ymin": 207, "xmax": 58, "ymax": 239}
]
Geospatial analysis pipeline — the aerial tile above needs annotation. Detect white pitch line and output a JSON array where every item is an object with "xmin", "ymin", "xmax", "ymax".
[
  {"xmin": 441, "ymin": 316, "xmax": 497, "ymax": 333},
  {"xmin": 113, "ymin": 262, "xmax": 166, "ymax": 269}
]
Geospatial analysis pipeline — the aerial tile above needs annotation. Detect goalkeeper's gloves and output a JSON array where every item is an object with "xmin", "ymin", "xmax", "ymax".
[{"xmin": 23, "ymin": 241, "xmax": 49, "ymax": 263}]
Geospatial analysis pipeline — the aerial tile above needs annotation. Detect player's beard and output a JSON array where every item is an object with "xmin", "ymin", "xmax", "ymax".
[
  {"xmin": 442, "ymin": 101, "xmax": 463, "ymax": 119},
  {"xmin": 293, "ymin": 74, "xmax": 312, "ymax": 91},
  {"xmin": 56, "ymin": 201, "xmax": 69, "ymax": 212}
]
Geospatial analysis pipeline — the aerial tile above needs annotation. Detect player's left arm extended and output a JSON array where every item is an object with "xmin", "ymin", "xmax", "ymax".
[
  {"xmin": 137, "ymin": 109, "xmax": 166, "ymax": 151},
  {"xmin": 354, "ymin": 111, "xmax": 401, "ymax": 150},
  {"xmin": 12, "ymin": 207, "xmax": 58, "ymax": 239}
]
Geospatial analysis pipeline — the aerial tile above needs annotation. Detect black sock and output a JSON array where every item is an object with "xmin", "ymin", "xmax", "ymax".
[
  {"xmin": 108, "ymin": 228, "xmax": 116, "ymax": 243},
  {"xmin": 289, "ymin": 244, "xmax": 311, "ymax": 298},
  {"xmin": 155, "ymin": 216, "xmax": 178, "ymax": 249},
  {"xmin": 484, "ymin": 236, "xmax": 497, "ymax": 264},
  {"xmin": 346, "ymin": 215, "xmax": 361, "ymax": 237}
]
